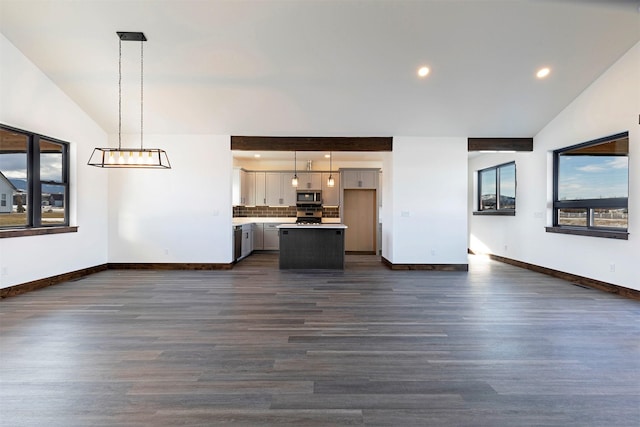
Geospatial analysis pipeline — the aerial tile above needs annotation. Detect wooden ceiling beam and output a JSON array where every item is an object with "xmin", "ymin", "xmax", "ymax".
[
  {"xmin": 231, "ymin": 136, "xmax": 393, "ymax": 152},
  {"xmin": 468, "ymin": 137, "xmax": 533, "ymax": 152}
]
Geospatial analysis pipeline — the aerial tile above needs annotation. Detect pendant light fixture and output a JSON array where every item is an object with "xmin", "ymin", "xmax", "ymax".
[
  {"xmin": 327, "ymin": 151, "xmax": 335, "ymax": 187},
  {"xmin": 291, "ymin": 151, "xmax": 299, "ymax": 187},
  {"xmin": 88, "ymin": 32, "xmax": 171, "ymax": 169}
]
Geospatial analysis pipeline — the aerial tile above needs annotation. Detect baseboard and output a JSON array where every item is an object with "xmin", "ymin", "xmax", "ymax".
[
  {"xmin": 107, "ymin": 263, "xmax": 233, "ymax": 270},
  {"xmin": 481, "ymin": 252, "xmax": 639, "ymax": 301},
  {"xmin": 0, "ymin": 264, "xmax": 108, "ymax": 299},
  {"xmin": 381, "ymin": 256, "xmax": 469, "ymax": 271}
]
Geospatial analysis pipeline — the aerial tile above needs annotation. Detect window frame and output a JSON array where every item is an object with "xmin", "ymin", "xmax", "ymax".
[
  {"xmin": 547, "ymin": 131, "xmax": 629, "ymax": 240},
  {"xmin": 0, "ymin": 124, "xmax": 70, "ymax": 231},
  {"xmin": 473, "ymin": 161, "xmax": 516, "ymax": 216}
]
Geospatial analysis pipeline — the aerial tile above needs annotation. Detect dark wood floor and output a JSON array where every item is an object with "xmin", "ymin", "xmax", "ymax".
[{"xmin": 1, "ymin": 253, "xmax": 638, "ymax": 426}]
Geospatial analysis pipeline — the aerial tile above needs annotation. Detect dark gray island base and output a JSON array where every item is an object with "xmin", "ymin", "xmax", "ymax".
[{"xmin": 277, "ymin": 224, "xmax": 348, "ymax": 269}]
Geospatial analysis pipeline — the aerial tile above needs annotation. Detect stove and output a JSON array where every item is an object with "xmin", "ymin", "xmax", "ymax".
[
  {"xmin": 296, "ymin": 217, "xmax": 322, "ymax": 225},
  {"xmin": 296, "ymin": 207, "xmax": 322, "ymax": 224}
]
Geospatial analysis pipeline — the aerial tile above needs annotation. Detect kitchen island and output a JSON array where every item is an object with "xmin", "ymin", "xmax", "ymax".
[{"xmin": 277, "ymin": 224, "xmax": 348, "ymax": 269}]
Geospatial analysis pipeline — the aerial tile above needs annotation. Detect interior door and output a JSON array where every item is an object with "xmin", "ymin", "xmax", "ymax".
[{"xmin": 343, "ymin": 189, "xmax": 376, "ymax": 254}]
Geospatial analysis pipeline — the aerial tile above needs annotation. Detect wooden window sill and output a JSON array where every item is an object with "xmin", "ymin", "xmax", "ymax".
[
  {"xmin": 473, "ymin": 210, "xmax": 516, "ymax": 216},
  {"xmin": 0, "ymin": 226, "xmax": 78, "ymax": 239},
  {"xmin": 545, "ymin": 226, "xmax": 628, "ymax": 240}
]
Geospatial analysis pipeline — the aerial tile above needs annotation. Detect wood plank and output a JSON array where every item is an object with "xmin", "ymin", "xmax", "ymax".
[
  {"xmin": 231, "ymin": 136, "xmax": 392, "ymax": 152},
  {"xmin": 467, "ymin": 137, "xmax": 533, "ymax": 151}
]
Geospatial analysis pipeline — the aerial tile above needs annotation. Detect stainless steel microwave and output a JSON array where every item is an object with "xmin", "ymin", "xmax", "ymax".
[{"xmin": 296, "ymin": 190, "xmax": 322, "ymax": 205}]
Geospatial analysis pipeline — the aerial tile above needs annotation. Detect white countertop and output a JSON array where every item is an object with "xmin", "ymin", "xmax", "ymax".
[
  {"xmin": 233, "ymin": 217, "xmax": 341, "ymax": 225},
  {"xmin": 277, "ymin": 224, "xmax": 347, "ymax": 229}
]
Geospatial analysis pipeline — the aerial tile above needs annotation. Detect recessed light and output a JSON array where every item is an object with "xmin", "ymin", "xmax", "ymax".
[
  {"xmin": 254, "ymin": 154, "xmax": 261, "ymax": 158},
  {"xmin": 324, "ymin": 154, "xmax": 330, "ymax": 158},
  {"xmin": 417, "ymin": 66, "xmax": 430, "ymax": 77},
  {"xmin": 536, "ymin": 67, "xmax": 551, "ymax": 79}
]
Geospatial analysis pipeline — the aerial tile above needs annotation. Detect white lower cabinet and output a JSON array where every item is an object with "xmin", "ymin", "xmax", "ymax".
[
  {"xmin": 253, "ymin": 223, "xmax": 264, "ymax": 250},
  {"xmin": 263, "ymin": 223, "xmax": 281, "ymax": 250},
  {"xmin": 240, "ymin": 224, "xmax": 253, "ymax": 258}
]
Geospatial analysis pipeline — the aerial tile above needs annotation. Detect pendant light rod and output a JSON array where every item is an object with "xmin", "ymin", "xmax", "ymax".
[{"xmin": 140, "ymin": 36, "xmax": 144, "ymax": 150}]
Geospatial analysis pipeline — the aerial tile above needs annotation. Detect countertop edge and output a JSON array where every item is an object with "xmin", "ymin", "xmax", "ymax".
[{"xmin": 276, "ymin": 224, "xmax": 348, "ymax": 229}]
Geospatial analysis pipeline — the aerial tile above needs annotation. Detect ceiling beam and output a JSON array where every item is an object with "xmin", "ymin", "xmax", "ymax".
[
  {"xmin": 468, "ymin": 137, "xmax": 533, "ymax": 152},
  {"xmin": 231, "ymin": 136, "xmax": 393, "ymax": 152}
]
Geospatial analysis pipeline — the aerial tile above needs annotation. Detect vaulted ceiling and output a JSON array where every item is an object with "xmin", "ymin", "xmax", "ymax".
[{"xmin": 1, "ymin": 0, "xmax": 638, "ymax": 139}]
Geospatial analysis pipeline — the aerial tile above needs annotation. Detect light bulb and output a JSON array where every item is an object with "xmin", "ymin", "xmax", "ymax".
[
  {"xmin": 108, "ymin": 152, "xmax": 115, "ymax": 164},
  {"xmin": 292, "ymin": 176, "xmax": 298, "ymax": 187},
  {"xmin": 327, "ymin": 175, "xmax": 335, "ymax": 187},
  {"xmin": 118, "ymin": 152, "xmax": 125, "ymax": 164}
]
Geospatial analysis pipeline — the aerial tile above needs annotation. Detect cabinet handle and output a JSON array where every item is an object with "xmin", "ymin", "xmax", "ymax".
[
  {"xmin": 279, "ymin": 198, "xmax": 283, "ymax": 204},
  {"xmin": 358, "ymin": 180, "xmax": 362, "ymax": 187}
]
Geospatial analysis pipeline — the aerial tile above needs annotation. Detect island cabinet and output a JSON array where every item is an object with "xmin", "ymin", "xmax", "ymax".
[
  {"xmin": 265, "ymin": 172, "xmax": 295, "ymax": 206},
  {"xmin": 342, "ymin": 169, "xmax": 378, "ymax": 189},
  {"xmin": 278, "ymin": 224, "xmax": 347, "ymax": 269}
]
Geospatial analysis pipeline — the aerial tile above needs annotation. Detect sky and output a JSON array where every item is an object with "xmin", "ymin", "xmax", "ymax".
[
  {"xmin": 0, "ymin": 153, "xmax": 62, "ymax": 182},
  {"xmin": 558, "ymin": 155, "xmax": 628, "ymax": 200}
]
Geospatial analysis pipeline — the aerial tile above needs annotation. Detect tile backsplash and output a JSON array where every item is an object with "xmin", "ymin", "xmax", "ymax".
[{"xmin": 233, "ymin": 206, "xmax": 339, "ymax": 218}]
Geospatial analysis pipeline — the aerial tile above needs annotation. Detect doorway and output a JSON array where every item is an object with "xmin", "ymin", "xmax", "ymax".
[{"xmin": 343, "ymin": 189, "xmax": 376, "ymax": 254}]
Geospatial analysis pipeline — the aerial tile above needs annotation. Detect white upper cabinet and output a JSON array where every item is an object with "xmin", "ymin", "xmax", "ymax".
[
  {"xmin": 321, "ymin": 172, "xmax": 340, "ymax": 206},
  {"xmin": 265, "ymin": 172, "xmax": 296, "ymax": 206},
  {"xmin": 254, "ymin": 172, "xmax": 266, "ymax": 206},
  {"xmin": 243, "ymin": 171, "xmax": 255, "ymax": 206},
  {"xmin": 342, "ymin": 169, "xmax": 378, "ymax": 189},
  {"xmin": 296, "ymin": 172, "xmax": 322, "ymax": 190}
]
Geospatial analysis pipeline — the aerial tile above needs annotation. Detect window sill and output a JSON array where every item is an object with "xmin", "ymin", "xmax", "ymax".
[
  {"xmin": 0, "ymin": 226, "xmax": 78, "ymax": 239},
  {"xmin": 473, "ymin": 210, "xmax": 515, "ymax": 216},
  {"xmin": 545, "ymin": 226, "xmax": 628, "ymax": 240}
]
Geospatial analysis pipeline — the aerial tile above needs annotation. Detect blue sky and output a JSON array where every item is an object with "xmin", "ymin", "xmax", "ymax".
[{"xmin": 559, "ymin": 155, "xmax": 628, "ymax": 200}]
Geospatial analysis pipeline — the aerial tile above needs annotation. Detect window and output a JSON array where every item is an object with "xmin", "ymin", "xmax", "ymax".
[
  {"xmin": 0, "ymin": 124, "xmax": 69, "ymax": 229},
  {"xmin": 474, "ymin": 161, "xmax": 516, "ymax": 215},
  {"xmin": 548, "ymin": 132, "xmax": 628, "ymax": 239}
]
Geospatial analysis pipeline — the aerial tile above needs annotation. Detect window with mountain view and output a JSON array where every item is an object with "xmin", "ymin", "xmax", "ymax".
[
  {"xmin": 476, "ymin": 161, "xmax": 516, "ymax": 215},
  {"xmin": 552, "ymin": 132, "xmax": 628, "ymax": 236},
  {"xmin": 0, "ymin": 125, "xmax": 69, "ymax": 229}
]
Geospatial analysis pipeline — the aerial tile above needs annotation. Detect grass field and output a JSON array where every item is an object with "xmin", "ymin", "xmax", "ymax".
[{"xmin": 0, "ymin": 210, "xmax": 65, "ymax": 227}]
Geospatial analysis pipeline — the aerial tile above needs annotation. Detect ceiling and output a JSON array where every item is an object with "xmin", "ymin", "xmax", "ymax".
[{"xmin": 1, "ymin": 0, "xmax": 639, "ymax": 141}]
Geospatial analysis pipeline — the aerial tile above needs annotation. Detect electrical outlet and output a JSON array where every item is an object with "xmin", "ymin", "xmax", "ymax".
[
  {"xmin": 1, "ymin": 267, "xmax": 7, "ymax": 276},
  {"xmin": 504, "ymin": 245, "xmax": 508, "ymax": 252},
  {"xmin": 401, "ymin": 211, "xmax": 410, "ymax": 217},
  {"xmin": 431, "ymin": 249, "xmax": 436, "ymax": 256},
  {"xmin": 609, "ymin": 263, "xmax": 615, "ymax": 272},
  {"xmin": 164, "ymin": 249, "xmax": 169, "ymax": 255}
]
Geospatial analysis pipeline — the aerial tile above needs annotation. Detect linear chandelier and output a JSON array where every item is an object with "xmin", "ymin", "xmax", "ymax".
[{"xmin": 88, "ymin": 31, "xmax": 171, "ymax": 169}]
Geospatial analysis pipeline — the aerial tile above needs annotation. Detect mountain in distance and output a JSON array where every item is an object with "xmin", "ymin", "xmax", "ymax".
[{"xmin": 9, "ymin": 178, "xmax": 62, "ymax": 194}]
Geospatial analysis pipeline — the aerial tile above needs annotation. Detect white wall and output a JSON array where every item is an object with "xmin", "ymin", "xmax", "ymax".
[
  {"xmin": 108, "ymin": 134, "xmax": 233, "ymax": 263},
  {"xmin": 384, "ymin": 137, "xmax": 468, "ymax": 265},
  {"xmin": 469, "ymin": 41, "xmax": 640, "ymax": 290},
  {"xmin": 0, "ymin": 33, "xmax": 108, "ymax": 289}
]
